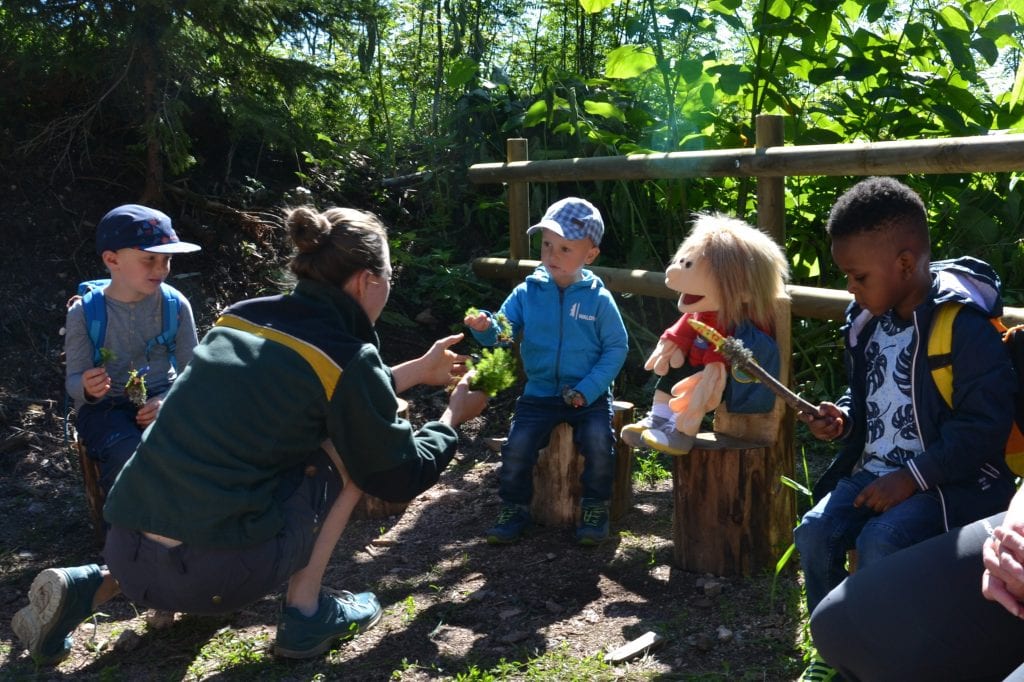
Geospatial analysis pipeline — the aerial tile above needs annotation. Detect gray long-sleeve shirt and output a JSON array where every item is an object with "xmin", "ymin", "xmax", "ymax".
[{"xmin": 65, "ymin": 286, "xmax": 199, "ymax": 408}]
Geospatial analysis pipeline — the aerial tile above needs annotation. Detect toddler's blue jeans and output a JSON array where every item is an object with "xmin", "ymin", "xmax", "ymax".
[
  {"xmin": 498, "ymin": 394, "xmax": 615, "ymax": 506},
  {"xmin": 794, "ymin": 468, "xmax": 944, "ymax": 613}
]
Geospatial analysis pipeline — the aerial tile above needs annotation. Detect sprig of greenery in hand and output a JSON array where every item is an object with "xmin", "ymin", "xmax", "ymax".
[
  {"xmin": 466, "ymin": 347, "xmax": 517, "ymax": 397},
  {"xmin": 98, "ymin": 347, "xmax": 116, "ymax": 365},
  {"xmin": 465, "ymin": 307, "xmax": 513, "ymax": 344},
  {"xmin": 125, "ymin": 367, "xmax": 148, "ymax": 406}
]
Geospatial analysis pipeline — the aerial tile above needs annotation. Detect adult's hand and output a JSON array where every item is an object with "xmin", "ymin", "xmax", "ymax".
[
  {"xmin": 392, "ymin": 333, "xmax": 470, "ymax": 393},
  {"xmin": 441, "ymin": 372, "xmax": 488, "ymax": 428},
  {"xmin": 982, "ymin": 487, "xmax": 1024, "ymax": 618}
]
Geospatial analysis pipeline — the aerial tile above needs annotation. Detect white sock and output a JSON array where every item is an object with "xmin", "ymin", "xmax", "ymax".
[{"xmin": 651, "ymin": 402, "xmax": 673, "ymax": 420}]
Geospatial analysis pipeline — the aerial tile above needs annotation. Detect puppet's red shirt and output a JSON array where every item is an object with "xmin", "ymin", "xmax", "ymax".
[{"xmin": 661, "ymin": 311, "xmax": 727, "ymax": 367}]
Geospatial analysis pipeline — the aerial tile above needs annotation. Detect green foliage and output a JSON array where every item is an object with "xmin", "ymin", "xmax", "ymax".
[
  {"xmin": 124, "ymin": 368, "xmax": 148, "ymax": 407},
  {"xmin": 633, "ymin": 451, "xmax": 672, "ymax": 486},
  {"xmin": 97, "ymin": 347, "xmax": 116, "ymax": 366},
  {"xmin": 466, "ymin": 347, "xmax": 517, "ymax": 397}
]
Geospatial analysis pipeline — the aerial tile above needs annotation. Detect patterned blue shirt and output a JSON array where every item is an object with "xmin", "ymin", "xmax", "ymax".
[{"xmin": 862, "ymin": 311, "xmax": 923, "ymax": 475}]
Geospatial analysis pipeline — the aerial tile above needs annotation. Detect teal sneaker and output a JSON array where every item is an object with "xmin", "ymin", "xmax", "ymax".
[
  {"xmin": 11, "ymin": 564, "xmax": 103, "ymax": 666},
  {"xmin": 274, "ymin": 590, "xmax": 382, "ymax": 659},
  {"xmin": 485, "ymin": 504, "xmax": 531, "ymax": 544},
  {"xmin": 802, "ymin": 653, "xmax": 839, "ymax": 681},
  {"xmin": 576, "ymin": 500, "xmax": 610, "ymax": 546}
]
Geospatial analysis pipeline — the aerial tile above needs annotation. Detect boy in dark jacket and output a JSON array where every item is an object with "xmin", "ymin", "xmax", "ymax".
[{"xmin": 795, "ymin": 177, "xmax": 1017, "ymax": 681}]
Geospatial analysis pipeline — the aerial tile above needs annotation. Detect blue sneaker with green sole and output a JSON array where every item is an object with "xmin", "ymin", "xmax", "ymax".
[
  {"xmin": 274, "ymin": 590, "xmax": 382, "ymax": 659},
  {"xmin": 485, "ymin": 504, "xmax": 531, "ymax": 544},
  {"xmin": 12, "ymin": 564, "xmax": 104, "ymax": 666},
  {"xmin": 576, "ymin": 501, "xmax": 610, "ymax": 546}
]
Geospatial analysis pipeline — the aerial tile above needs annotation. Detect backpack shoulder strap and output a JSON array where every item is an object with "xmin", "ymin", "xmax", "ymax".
[
  {"xmin": 145, "ymin": 283, "xmax": 183, "ymax": 368},
  {"xmin": 79, "ymin": 279, "xmax": 112, "ymax": 366},
  {"xmin": 927, "ymin": 301, "xmax": 962, "ymax": 410}
]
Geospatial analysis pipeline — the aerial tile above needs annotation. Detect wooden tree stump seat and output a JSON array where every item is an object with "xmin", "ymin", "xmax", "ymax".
[
  {"xmin": 671, "ymin": 428, "xmax": 792, "ymax": 576},
  {"xmin": 669, "ymin": 297, "xmax": 796, "ymax": 577},
  {"xmin": 529, "ymin": 400, "xmax": 635, "ymax": 527},
  {"xmin": 76, "ymin": 440, "xmax": 107, "ymax": 546}
]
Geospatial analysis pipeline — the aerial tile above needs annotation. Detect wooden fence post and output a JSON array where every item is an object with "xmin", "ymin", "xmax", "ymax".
[{"xmin": 507, "ymin": 138, "xmax": 530, "ymax": 260}]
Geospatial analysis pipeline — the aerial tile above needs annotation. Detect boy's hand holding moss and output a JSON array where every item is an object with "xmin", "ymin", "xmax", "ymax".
[{"xmin": 464, "ymin": 307, "xmax": 491, "ymax": 333}]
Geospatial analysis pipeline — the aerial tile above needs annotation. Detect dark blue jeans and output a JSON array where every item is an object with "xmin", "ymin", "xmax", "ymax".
[
  {"xmin": 76, "ymin": 397, "xmax": 144, "ymax": 495},
  {"xmin": 499, "ymin": 394, "xmax": 615, "ymax": 506},
  {"xmin": 794, "ymin": 468, "xmax": 945, "ymax": 613}
]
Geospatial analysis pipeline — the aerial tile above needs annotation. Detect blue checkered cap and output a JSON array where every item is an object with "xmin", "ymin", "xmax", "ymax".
[{"xmin": 526, "ymin": 197, "xmax": 604, "ymax": 246}]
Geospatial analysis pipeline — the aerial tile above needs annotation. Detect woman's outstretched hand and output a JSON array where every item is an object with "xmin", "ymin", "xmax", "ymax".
[
  {"xmin": 392, "ymin": 333, "xmax": 470, "ymax": 393},
  {"xmin": 442, "ymin": 372, "xmax": 489, "ymax": 428}
]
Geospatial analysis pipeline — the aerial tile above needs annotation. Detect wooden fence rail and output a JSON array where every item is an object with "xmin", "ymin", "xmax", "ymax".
[{"xmin": 468, "ymin": 123, "xmax": 1024, "ymax": 325}]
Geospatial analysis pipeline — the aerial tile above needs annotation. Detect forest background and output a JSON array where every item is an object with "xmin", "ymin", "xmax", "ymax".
[{"xmin": 3, "ymin": 0, "xmax": 1024, "ymax": 679}]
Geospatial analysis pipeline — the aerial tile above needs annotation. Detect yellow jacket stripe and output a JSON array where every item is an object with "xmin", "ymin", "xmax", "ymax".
[{"xmin": 215, "ymin": 313, "xmax": 342, "ymax": 399}]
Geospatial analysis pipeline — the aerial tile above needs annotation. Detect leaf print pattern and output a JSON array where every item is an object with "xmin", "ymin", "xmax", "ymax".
[
  {"xmin": 892, "ymin": 403, "xmax": 916, "ymax": 441},
  {"xmin": 865, "ymin": 341, "xmax": 886, "ymax": 396},
  {"xmin": 861, "ymin": 315, "xmax": 922, "ymax": 475},
  {"xmin": 866, "ymin": 400, "xmax": 885, "ymax": 443},
  {"xmin": 884, "ymin": 445, "xmax": 917, "ymax": 466},
  {"xmin": 894, "ymin": 345, "xmax": 913, "ymax": 396}
]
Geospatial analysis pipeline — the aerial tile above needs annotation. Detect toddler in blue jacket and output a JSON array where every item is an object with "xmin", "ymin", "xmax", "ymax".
[{"xmin": 465, "ymin": 197, "xmax": 629, "ymax": 545}]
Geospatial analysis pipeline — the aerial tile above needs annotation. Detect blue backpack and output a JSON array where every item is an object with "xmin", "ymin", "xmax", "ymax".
[{"xmin": 76, "ymin": 279, "xmax": 185, "ymax": 369}]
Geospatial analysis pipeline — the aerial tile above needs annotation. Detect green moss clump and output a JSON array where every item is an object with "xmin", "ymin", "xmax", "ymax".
[{"xmin": 467, "ymin": 347, "xmax": 518, "ymax": 397}]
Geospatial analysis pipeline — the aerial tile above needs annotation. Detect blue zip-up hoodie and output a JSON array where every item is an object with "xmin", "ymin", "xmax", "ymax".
[
  {"xmin": 470, "ymin": 266, "xmax": 628, "ymax": 404},
  {"xmin": 813, "ymin": 256, "xmax": 1017, "ymax": 529}
]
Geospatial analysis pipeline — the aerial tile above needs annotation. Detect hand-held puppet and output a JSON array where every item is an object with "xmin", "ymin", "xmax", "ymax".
[{"xmin": 642, "ymin": 213, "xmax": 790, "ymax": 455}]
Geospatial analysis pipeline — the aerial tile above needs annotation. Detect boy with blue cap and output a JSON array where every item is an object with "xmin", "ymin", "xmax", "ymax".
[
  {"xmin": 67, "ymin": 204, "xmax": 201, "ymax": 494},
  {"xmin": 465, "ymin": 197, "xmax": 629, "ymax": 545}
]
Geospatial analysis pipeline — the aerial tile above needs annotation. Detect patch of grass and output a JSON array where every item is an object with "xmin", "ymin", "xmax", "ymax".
[
  {"xmin": 186, "ymin": 627, "xmax": 267, "ymax": 677},
  {"xmin": 632, "ymin": 451, "xmax": 671, "ymax": 486},
  {"xmin": 443, "ymin": 644, "xmax": 615, "ymax": 680}
]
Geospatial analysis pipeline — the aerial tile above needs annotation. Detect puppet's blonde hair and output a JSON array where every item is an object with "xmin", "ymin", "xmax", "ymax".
[{"xmin": 673, "ymin": 213, "xmax": 790, "ymax": 331}]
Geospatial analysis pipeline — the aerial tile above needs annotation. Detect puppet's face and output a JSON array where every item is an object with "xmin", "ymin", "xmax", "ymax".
[{"xmin": 665, "ymin": 252, "xmax": 722, "ymax": 314}]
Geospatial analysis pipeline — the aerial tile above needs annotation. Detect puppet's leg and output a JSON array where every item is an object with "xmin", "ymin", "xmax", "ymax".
[{"xmin": 642, "ymin": 363, "xmax": 727, "ymax": 455}]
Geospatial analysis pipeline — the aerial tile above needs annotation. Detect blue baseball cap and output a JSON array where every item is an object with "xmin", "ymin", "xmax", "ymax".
[
  {"xmin": 95, "ymin": 204, "xmax": 201, "ymax": 255},
  {"xmin": 526, "ymin": 197, "xmax": 604, "ymax": 246}
]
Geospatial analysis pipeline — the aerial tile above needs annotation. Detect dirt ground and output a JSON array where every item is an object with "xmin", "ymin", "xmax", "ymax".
[{"xmin": 0, "ymin": 173, "xmax": 809, "ymax": 680}]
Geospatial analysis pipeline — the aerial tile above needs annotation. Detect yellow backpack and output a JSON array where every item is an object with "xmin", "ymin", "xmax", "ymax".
[{"xmin": 927, "ymin": 301, "xmax": 1024, "ymax": 476}]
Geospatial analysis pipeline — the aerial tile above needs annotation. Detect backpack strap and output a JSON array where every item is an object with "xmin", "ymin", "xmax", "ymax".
[
  {"xmin": 145, "ymin": 283, "xmax": 183, "ymax": 370},
  {"xmin": 77, "ymin": 279, "xmax": 183, "ymax": 369},
  {"xmin": 927, "ymin": 301, "xmax": 961, "ymax": 410},
  {"xmin": 79, "ymin": 280, "xmax": 111, "ymax": 367}
]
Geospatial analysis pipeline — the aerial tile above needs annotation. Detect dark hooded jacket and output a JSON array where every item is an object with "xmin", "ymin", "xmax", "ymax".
[{"xmin": 813, "ymin": 257, "xmax": 1017, "ymax": 530}]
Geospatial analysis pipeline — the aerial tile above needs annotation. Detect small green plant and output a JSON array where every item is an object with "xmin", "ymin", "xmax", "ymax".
[
  {"xmin": 98, "ymin": 347, "xmax": 116, "ymax": 365},
  {"xmin": 401, "ymin": 594, "xmax": 417, "ymax": 622},
  {"xmin": 125, "ymin": 367, "xmax": 148, "ymax": 406},
  {"xmin": 466, "ymin": 347, "xmax": 517, "ymax": 397},
  {"xmin": 633, "ymin": 451, "xmax": 671, "ymax": 486}
]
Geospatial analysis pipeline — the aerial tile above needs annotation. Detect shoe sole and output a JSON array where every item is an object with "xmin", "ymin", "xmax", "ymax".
[
  {"xmin": 12, "ymin": 568, "xmax": 73, "ymax": 665},
  {"xmin": 619, "ymin": 426, "xmax": 645, "ymax": 448},
  {"xmin": 273, "ymin": 607, "xmax": 383, "ymax": 659}
]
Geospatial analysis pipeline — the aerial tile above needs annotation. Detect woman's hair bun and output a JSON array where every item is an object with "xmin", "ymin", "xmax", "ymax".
[{"xmin": 287, "ymin": 206, "xmax": 331, "ymax": 254}]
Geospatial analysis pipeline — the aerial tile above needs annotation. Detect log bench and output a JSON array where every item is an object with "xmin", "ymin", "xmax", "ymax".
[{"xmin": 529, "ymin": 400, "xmax": 635, "ymax": 526}]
